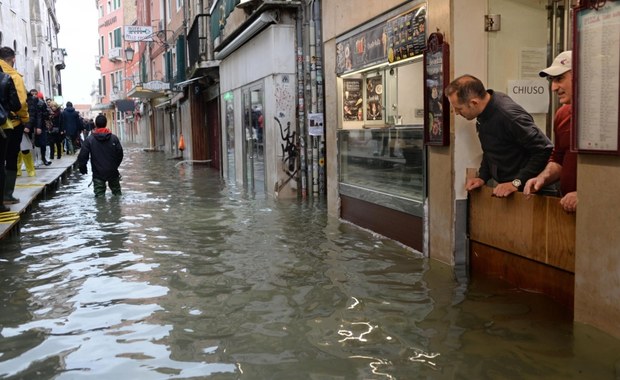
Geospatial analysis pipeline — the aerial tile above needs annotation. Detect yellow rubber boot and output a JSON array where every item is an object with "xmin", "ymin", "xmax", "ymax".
[
  {"xmin": 16, "ymin": 152, "xmax": 23, "ymax": 176},
  {"xmin": 23, "ymin": 151, "xmax": 36, "ymax": 177}
]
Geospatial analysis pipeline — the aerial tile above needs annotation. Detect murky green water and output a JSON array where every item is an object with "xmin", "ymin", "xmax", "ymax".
[{"xmin": 0, "ymin": 148, "xmax": 619, "ymax": 379}]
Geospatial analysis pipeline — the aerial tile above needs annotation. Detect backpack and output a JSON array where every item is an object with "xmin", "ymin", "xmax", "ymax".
[{"xmin": 0, "ymin": 71, "xmax": 21, "ymax": 116}]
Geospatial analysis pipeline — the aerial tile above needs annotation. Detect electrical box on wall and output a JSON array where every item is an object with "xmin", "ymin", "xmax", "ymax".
[{"xmin": 485, "ymin": 14, "xmax": 501, "ymax": 32}]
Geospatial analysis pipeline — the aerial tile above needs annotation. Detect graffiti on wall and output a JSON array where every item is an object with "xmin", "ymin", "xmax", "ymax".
[
  {"xmin": 273, "ymin": 74, "xmax": 298, "ymax": 193},
  {"xmin": 275, "ymin": 116, "xmax": 297, "ymax": 181}
]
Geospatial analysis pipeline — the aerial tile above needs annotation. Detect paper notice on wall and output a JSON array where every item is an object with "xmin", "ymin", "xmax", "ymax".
[
  {"xmin": 507, "ymin": 79, "xmax": 549, "ymax": 114},
  {"xmin": 308, "ymin": 113, "xmax": 324, "ymax": 136},
  {"xmin": 520, "ymin": 48, "xmax": 547, "ymax": 79}
]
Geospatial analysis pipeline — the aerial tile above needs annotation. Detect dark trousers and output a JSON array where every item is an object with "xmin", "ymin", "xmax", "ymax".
[
  {"xmin": 93, "ymin": 177, "xmax": 122, "ymax": 197},
  {"xmin": 0, "ymin": 128, "xmax": 12, "ymax": 204},
  {"xmin": 5, "ymin": 124, "xmax": 23, "ymax": 171},
  {"xmin": 39, "ymin": 144, "xmax": 47, "ymax": 163},
  {"xmin": 49, "ymin": 135, "xmax": 62, "ymax": 159}
]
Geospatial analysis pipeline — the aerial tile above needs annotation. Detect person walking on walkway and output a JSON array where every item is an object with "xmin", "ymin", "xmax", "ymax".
[
  {"xmin": 0, "ymin": 66, "xmax": 23, "ymax": 212},
  {"xmin": 78, "ymin": 114, "xmax": 123, "ymax": 197},
  {"xmin": 31, "ymin": 90, "xmax": 52, "ymax": 166},
  {"xmin": 0, "ymin": 47, "xmax": 29, "ymax": 205},
  {"xmin": 17, "ymin": 91, "xmax": 40, "ymax": 177},
  {"xmin": 47, "ymin": 101, "xmax": 63, "ymax": 160},
  {"xmin": 59, "ymin": 101, "xmax": 81, "ymax": 155}
]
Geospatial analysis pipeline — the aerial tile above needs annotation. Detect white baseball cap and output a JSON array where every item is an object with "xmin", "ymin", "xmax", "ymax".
[{"xmin": 539, "ymin": 51, "xmax": 572, "ymax": 77}]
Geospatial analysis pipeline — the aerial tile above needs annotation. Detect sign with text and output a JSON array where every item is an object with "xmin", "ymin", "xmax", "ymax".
[
  {"xmin": 143, "ymin": 80, "xmax": 170, "ymax": 91},
  {"xmin": 124, "ymin": 26, "xmax": 154, "ymax": 42},
  {"xmin": 308, "ymin": 113, "xmax": 324, "ymax": 136},
  {"xmin": 573, "ymin": 1, "xmax": 620, "ymax": 154},
  {"xmin": 507, "ymin": 79, "xmax": 549, "ymax": 114}
]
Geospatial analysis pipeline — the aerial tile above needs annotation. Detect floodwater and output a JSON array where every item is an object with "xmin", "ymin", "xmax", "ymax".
[{"xmin": 0, "ymin": 148, "xmax": 619, "ymax": 380}]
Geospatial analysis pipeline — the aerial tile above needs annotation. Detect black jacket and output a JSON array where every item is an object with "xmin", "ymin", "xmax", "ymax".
[
  {"xmin": 77, "ymin": 128, "xmax": 123, "ymax": 181},
  {"xmin": 0, "ymin": 71, "xmax": 21, "ymax": 116},
  {"xmin": 476, "ymin": 90, "xmax": 553, "ymax": 185}
]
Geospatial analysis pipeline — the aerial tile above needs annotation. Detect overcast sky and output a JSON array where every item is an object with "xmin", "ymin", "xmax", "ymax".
[{"xmin": 56, "ymin": 0, "xmax": 99, "ymax": 105}]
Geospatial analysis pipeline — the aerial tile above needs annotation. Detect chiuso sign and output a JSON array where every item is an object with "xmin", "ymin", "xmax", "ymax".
[
  {"xmin": 507, "ymin": 79, "xmax": 549, "ymax": 114},
  {"xmin": 125, "ymin": 26, "xmax": 154, "ymax": 42}
]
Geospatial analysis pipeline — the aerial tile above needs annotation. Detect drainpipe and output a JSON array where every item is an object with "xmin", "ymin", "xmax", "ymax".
[
  {"xmin": 313, "ymin": 0, "xmax": 325, "ymax": 196},
  {"xmin": 296, "ymin": 7, "xmax": 308, "ymax": 199},
  {"xmin": 308, "ymin": 0, "xmax": 319, "ymax": 196}
]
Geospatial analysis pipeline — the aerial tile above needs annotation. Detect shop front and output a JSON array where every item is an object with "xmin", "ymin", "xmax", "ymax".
[
  {"xmin": 334, "ymin": 1, "xmax": 428, "ymax": 252},
  {"xmin": 216, "ymin": 11, "xmax": 298, "ymax": 198}
]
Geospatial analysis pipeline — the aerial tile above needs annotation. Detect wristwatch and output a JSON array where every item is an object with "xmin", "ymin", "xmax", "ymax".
[{"xmin": 512, "ymin": 179, "xmax": 522, "ymax": 188}]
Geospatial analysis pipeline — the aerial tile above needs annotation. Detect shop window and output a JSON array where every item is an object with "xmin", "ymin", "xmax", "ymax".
[{"xmin": 338, "ymin": 59, "xmax": 425, "ymax": 210}]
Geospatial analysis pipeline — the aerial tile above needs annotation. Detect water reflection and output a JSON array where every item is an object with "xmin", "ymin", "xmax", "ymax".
[{"xmin": 0, "ymin": 147, "xmax": 619, "ymax": 379}]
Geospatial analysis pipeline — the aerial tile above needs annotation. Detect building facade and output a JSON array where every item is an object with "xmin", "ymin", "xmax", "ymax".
[
  {"xmin": 0, "ymin": 0, "xmax": 63, "ymax": 100},
  {"xmin": 90, "ymin": 0, "xmax": 620, "ymax": 340}
]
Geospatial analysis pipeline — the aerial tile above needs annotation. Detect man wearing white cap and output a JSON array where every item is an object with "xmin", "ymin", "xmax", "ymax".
[{"xmin": 524, "ymin": 51, "xmax": 578, "ymax": 213}]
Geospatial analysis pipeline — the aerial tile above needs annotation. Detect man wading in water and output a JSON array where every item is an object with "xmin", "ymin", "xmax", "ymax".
[{"xmin": 77, "ymin": 114, "xmax": 123, "ymax": 197}]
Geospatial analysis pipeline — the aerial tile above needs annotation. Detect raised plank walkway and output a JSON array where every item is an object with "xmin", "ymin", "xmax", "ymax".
[{"xmin": 0, "ymin": 154, "xmax": 78, "ymax": 240}]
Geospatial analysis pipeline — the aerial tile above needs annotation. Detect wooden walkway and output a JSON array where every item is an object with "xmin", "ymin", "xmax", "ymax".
[{"xmin": 0, "ymin": 155, "xmax": 78, "ymax": 240}]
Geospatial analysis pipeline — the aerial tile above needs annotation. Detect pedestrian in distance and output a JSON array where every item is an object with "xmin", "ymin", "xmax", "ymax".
[
  {"xmin": 47, "ymin": 101, "xmax": 63, "ymax": 160},
  {"xmin": 59, "ymin": 101, "xmax": 82, "ymax": 155},
  {"xmin": 0, "ymin": 65, "xmax": 23, "ymax": 212},
  {"xmin": 33, "ymin": 90, "xmax": 51, "ymax": 166},
  {"xmin": 445, "ymin": 74, "xmax": 553, "ymax": 198},
  {"xmin": 524, "ymin": 51, "xmax": 577, "ymax": 213},
  {"xmin": 0, "ymin": 46, "xmax": 29, "ymax": 205},
  {"xmin": 77, "ymin": 114, "xmax": 123, "ymax": 197},
  {"xmin": 17, "ymin": 91, "xmax": 38, "ymax": 177}
]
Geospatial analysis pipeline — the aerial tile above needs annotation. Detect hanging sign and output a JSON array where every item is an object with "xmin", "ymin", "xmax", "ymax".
[{"xmin": 423, "ymin": 32, "xmax": 450, "ymax": 146}]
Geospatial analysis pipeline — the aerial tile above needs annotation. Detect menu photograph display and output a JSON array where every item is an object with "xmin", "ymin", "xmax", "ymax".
[
  {"xmin": 343, "ymin": 79, "xmax": 363, "ymax": 122},
  {"xmin": 424, "ymin": 32, "xmax": 450, "ymax": 146},
  {"xmin": 366, "ymin": 76, "xmax": 383, "ymax": 121}
]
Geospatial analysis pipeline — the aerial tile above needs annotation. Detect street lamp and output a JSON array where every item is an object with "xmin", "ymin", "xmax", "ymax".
[{"xmin": 124, "ymin": 46, "xmax": 135, "ymax": 61}]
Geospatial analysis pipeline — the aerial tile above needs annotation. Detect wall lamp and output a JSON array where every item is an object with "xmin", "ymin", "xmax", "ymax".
[
  {"xmin": 125, "ymin": 46, "xmax": 135, "ymax": 61},
  {"xmin": 214, "ymin": 11, "xmax": 278, "ymax": 61}
]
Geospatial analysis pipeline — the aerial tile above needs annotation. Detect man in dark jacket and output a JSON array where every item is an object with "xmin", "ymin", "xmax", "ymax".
[
  {"xmin": 59, "ymin": 101, "xmax": 82, "ymax": 155},
  {"xmin": 445, "ymin": 74, "xmax": 553, "ymax": 198},
  {"xmin": 77, "ymin": 114, "xmax": 123, "ymax": 197}
]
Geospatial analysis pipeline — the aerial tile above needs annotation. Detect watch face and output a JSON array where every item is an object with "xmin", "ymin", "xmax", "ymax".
[{"xmin": 512, "ymin": 179, "xmax": 521, "ymax": 187}]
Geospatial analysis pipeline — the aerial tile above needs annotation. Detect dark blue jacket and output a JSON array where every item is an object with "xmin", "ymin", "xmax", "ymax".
[{"xmin": 60, "ymin": 105, "xmax": 82, "ymax": 136}]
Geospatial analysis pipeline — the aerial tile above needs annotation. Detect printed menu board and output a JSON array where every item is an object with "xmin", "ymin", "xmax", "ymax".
[
  {"xmin": 573, "ymin": 1, "xmax": 620, "ymax": 154},
  {"xmin": 335, "ymin": 4, "xmax": 427, "ymax": 75},
  {"xmin": 386, "ymin": 5, "xmax": 427, "ymax": 63}
]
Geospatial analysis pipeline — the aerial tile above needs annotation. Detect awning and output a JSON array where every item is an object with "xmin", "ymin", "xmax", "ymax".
[
  {"xmin": 174, "ymin": 76, "xmax": 204, "ymax": 89},
  {"xmin": 170, "ymin": 90, "xmax": 185, "ymax": 105},
  {"xmin": 127, "ymin": 86, "xmax": 166, "ymax": 99},
  {"xmin": 115, "ymin": 99, "xmax": 136, "ymax": 112},
  {"xmin": 92, "ymin": 102, "xmax": 114, "ymax": 111},
  {"xmin": 154, "ymin": 100, "xmax": 171, "ymax": 109}
]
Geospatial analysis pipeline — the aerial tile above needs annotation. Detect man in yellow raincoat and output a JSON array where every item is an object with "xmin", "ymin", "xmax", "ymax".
[{"xmin": 0, "ymin": 47, "xmax": 29, "ymax": 205}]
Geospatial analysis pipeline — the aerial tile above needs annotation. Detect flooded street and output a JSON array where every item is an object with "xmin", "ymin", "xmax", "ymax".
[{"xmin": 1, "ymin": 147, "xmax": 619, "ymax": 379}]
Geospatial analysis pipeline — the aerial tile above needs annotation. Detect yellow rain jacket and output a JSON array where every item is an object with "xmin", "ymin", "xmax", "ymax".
[{"xmin": 0, "ymin": 59, "xmax": 29, "ymax": 131}]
